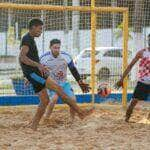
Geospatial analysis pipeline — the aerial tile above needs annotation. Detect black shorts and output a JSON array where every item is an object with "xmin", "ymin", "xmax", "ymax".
[
  {"xmin": 25, "ymin": 72, "xmax": 48, "ymax": 93},
  {"xmin": 132, "ymin": 81, "xmax": 150, "ymax": 100}
]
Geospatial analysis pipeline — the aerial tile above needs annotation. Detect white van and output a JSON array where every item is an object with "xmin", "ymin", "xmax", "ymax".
[{"xmin": 74, "ymin": 47, "xmax": 130, "ymax": 80}]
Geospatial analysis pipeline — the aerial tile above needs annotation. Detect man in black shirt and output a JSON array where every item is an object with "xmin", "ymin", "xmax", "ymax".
[{"xmin": 19, "ymin": 18, "xmax": 93, "ymax": 130}]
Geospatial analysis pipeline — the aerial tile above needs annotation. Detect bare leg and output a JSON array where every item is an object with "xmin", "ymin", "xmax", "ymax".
[
  {"xmin": 45, "ymin": 77, "xmax": 93, "ymax": 119},
  {"xmin": 44, "ymin": 94, "xmax": 58, "ymax": 120},
  {"xmin": 125, "ymin": 98, "xmax": 138, "ymax": 122},
  {"xmin": 70, "ymin": 96, "xmax": 76, "ymax": 124},
  {"xmin": 69, "ymin": 97, "xmax": 76, "ymax": 123},
  {"xmin": 70, "ymin": 107, "xmax": 76, "ymax": 123},
  {"xmin": 29, "ymin": 89, "xmax": 49, "ymax": 130},
  {"xmin": 44, "ymin": 94, "xmax": 76, "ymax": 123}
]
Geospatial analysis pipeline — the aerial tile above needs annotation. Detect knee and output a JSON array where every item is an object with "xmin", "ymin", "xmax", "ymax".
[
  {"xmin": 38, "ymin": 100, "xmax": 49, "ymax": 111},
  {"xmin": 42, "ymin": 99, "xmax": 49, "ymax": 106},
  {"xmin": 39, "ymin": 95, "xmax": 49, "ymax": 107}
]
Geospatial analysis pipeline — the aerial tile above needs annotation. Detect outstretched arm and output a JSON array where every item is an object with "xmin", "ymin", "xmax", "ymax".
[
  {"xmin": 115, "ymin": 50, "xmax": 143, "ymax": 88},
  {"xmin": 68, "ymin": 60, "xmax": 90, "ymax": 93},
  {"xmin": 68, "ymin": 60, "xmax": 81, "ymax": 82}
]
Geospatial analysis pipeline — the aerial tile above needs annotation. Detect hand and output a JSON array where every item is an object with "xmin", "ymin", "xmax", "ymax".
[
  {"xmin": 78, "ymin": 80, "xmax": 91, "ymax": 93},
  {"xmin": 37, "ymin": 64, "xmax": 50, "ymax": 76},
  {"xmin": 24, "ymin": 77, "xmax": 30, "ymax": 87},
  {"xmin": 114, "ymin": 79, "xmax": 123, "ymax": 89}
]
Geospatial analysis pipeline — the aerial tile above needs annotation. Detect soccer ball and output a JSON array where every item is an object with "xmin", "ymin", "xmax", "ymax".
[{"xmin": 97, "ymin": 83, "xmax": 111, "ymax": 97}]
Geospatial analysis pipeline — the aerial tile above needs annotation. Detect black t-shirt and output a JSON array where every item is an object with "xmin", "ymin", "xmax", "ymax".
[{"xmin": 19, "ymin": 32, "xmax": 40, "ymax": 76}]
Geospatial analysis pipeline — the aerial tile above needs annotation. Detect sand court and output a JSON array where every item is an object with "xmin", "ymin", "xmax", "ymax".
[{"xmin": 0, "ymin": 103, "xmax": 150, "ymax": 150}]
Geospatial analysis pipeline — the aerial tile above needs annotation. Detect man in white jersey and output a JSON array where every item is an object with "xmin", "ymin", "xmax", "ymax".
[
  {"xmin": 40, "ymin": 39, "xmax": 90, "ymax": 122},
  {"xmin": 115, "ymin": 34, "xmax": 150, "ymax": 122}
]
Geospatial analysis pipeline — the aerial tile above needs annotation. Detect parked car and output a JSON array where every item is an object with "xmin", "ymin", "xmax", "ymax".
[{"xmin": 74, "ymin": 47, "xmax": 131, "ymax": 80}]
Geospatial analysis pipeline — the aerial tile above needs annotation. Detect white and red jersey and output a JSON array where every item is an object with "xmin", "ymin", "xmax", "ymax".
[
  {"xmin": 40, "ymin": 51, "xmax": 73, "ymax": 83},
  {"xmin": 138, "ymin": 48, "xmax": 150, "ymax": 84}
]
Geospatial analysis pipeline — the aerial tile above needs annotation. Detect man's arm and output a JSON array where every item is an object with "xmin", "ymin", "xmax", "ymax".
[
  {"xmin": 19, "ymin": 45, "xmax": 39, "ymax": 67},
  {"xmin": 19, "ymin": 45, "xmax": 49, "ymax": 76},
  {"xmin": 115, "ymin": 50, "xmax": 142, "ymax": 88},
  {"xmin": 68, "ymin": 60, "xmax": 81, "ymax": 82},
  {"xmin": 68, "ymin": 60, "xmax": 90, "ymax": 93}
]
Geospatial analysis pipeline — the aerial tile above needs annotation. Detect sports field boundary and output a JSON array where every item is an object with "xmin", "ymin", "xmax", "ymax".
[{"xmin": 0, "ymin": 93, "xmax": 149, "ymax": 106}]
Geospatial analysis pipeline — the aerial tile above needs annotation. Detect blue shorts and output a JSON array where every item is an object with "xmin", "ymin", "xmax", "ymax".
[
  {"xmin": 26, "ymin": 72, "xmax": 48, "ymax": 93},
  {"xmin": 48, "ymin": 81, "xmax": 75, "ymax": 100}
]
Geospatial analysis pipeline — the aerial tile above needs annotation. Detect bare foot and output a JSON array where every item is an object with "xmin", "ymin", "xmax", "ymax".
[
  {"xmin": 78, "ymin": 107, "xmax": 94, "ymax": 120},
  {"xmin": 25, "ymin": 121, "xmax": 38, "ymax": 131}
]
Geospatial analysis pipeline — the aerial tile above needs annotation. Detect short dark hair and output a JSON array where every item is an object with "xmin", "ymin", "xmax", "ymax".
[
  {"xmin": 50, "ymin": 39, "xmax": 61, "ymax": 47},
  {"xmin": 28, "ymin": 18, "xmax": 43, "ymax": 29}
]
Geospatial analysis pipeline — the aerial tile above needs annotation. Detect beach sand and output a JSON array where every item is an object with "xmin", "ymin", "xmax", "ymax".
[{"xmin": 0, "ymin": 103, "xmax": 150, "ymax": 150}]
